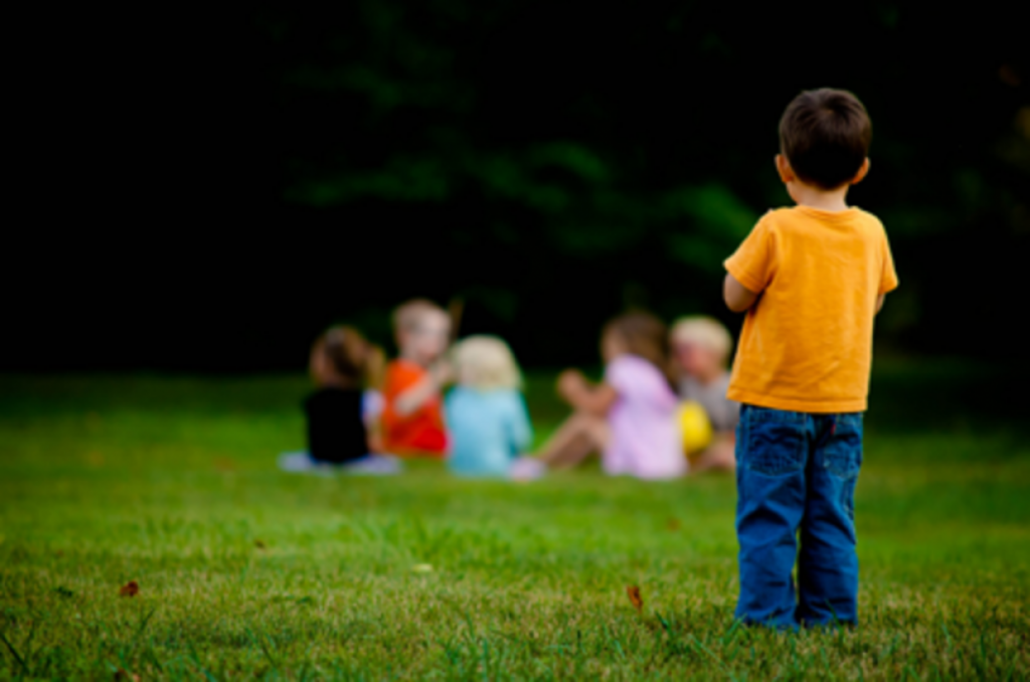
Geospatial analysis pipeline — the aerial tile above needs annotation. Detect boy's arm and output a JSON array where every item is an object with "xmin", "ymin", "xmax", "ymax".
[
  {"xmin": 393, "ymin": 362, "xmax": 451, "ymax": 416},
  {"xmin": 723, "ymin": 216, "xmax": 773, "ymax": 313},
  {"xmin": 876, "ymin": 293, "xmax": 885, "ymax": 314},
  {"xmin": 724, "ymin": 273, "xmax": 760, "ymax": 312},
  {"xmin": 557, "ymin": 370, "xmax": 617, "ymax": 416}
]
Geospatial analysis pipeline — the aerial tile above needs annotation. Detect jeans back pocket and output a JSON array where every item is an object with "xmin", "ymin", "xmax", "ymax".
[
  {"xmin": 741, "ymin": 405, "xmax": 807, "ymax": 476},
  {"xmin": 822, "ymin": 413, "xmax": 863, "ymax": 480}
]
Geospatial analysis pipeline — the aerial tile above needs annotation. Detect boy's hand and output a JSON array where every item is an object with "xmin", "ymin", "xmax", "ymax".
[
  {"xmin": 394, "ymin": 361, "xmax": 451, "ymax": 417},
  {"xmin": 557, "ymin": 369, "xmax": 617, "ymax": 416},
  {"xmin": 557, "ymin": 369, "xmax": 588, "ymax": 402},
  {"xmin": 429, "ymin": 358, "xmax": 453, "ymax": 386},
  {"xmin": 724, "ymin": 274, "xmax": 760, "ymax": 312}
]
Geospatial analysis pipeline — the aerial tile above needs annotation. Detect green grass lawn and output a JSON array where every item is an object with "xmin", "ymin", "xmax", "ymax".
[{"xmin": 1, "ymin": 361, "xmax": 1028, "ymax": 680}]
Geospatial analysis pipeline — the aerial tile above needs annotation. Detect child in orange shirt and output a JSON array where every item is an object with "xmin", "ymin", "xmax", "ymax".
[
  {"xmin": 380, "ymin": 299, "xmax": 451, "ymax": 457},
  {"xmin": 723, "ymin": 89, "xmax": 898, "ymax": 629}
]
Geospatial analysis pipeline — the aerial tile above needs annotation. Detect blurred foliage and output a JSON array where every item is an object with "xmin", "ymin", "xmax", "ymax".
[
  {"xmin": 251, "ymin": 0, "xmax": 1026, "ymax": 365},
  {"xmin": 273, "ymin": 0, "xmax": 765, "ymax": 280},
  {"xmin": 6, "ymin": 0, "xmax": 1027, "ymax": 370}
]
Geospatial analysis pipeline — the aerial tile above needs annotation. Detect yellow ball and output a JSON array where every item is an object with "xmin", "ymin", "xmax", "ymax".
[{"xmin": 677, "ymin": 401, "xmax": 713, "ymax": 455}]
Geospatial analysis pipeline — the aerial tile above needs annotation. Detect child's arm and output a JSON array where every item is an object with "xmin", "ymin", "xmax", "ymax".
[
  {"xmin": 393, "ymin": 361, "xmax": 451, "ymax": 416},
  {"xmin": 557, "ymin": 369, "xmax": 617, "ymax": 416},
  {"xmin": 723, "ymin": 273, "xmax": 760, "ymax": 312},
  {"xmin": 727, "ymin": 272, "xmax": 887, "ymax": 314},
  {"xmin": 724, "ymin": 217, "xmax": 773, "ymax": 313}
]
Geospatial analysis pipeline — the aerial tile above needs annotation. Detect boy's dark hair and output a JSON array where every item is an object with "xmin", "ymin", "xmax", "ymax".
[
  {"xmin": 603, "ymin": 310, "xmax": 674, "ymax": 385},
  {"xmin": 779, "ymin": 88, "xmax": 872, "ymax": 190}
]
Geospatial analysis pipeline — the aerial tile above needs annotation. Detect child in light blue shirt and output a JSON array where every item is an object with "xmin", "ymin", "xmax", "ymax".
[{"xmin": 445, "ymin": 336, "xmax": 533, "ymax": 477}]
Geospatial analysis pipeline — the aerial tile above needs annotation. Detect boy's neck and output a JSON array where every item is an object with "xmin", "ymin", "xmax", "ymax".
[
  {"xmin": 790, "ymin": 181, "xmax": 852, "ymax": 212},
  {"xmin": 400, "ymin": 350, "xmax": 429, "ymax": 367}
]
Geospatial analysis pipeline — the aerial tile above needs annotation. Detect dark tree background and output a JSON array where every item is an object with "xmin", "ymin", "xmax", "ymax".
[{"xmin": 6, "ymin": 1, "xmax": 1027, "ymax": 371}]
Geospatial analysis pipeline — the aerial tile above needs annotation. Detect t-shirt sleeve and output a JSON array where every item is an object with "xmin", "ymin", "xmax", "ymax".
[
  {"xmin": 361, "ymin": 389, "xmax": 384, "ymax": 424},
  {"xmin": 604, "ymin": 358, "xmax": 632, "ymax": 397},
  {"xmin": 724, "ymin": 217, "xmax": 775, "ymax": 294},
  {"xmin": 383, "ymin": 364, "xmax": 417, "ymax": 400},
  {"xmin": 879, "ymin": 230, "xmax": 900, "ymax": 295}
]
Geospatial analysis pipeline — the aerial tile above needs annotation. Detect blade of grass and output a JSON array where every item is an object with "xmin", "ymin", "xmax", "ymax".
[
  {"xmin": 0, "ymin": 630, "xmax": 29, "ymax": 675},
  {"xmin": 186, "ymin": 640, "xmax": 219, "ymax": 682}
]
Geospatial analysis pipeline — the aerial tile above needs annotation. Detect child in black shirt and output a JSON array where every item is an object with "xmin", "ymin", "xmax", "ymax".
[{"xmin": 279, "ymin": 326, "xmax": 400, "ymax": 474}]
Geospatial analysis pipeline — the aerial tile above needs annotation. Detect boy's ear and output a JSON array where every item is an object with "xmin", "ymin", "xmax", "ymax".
[
  {"xmin": 775, "ymin": 154, "xmax": 794, "ymax": 184},
  {"xmin": 850, "ymin": 158, "xmax": 871, "ymax": 185}
]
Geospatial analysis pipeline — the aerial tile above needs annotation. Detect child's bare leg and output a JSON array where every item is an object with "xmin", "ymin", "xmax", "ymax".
[
  {"xmin": 537, "ymin": 412, "xmax": 609, "ymax": 469},
  {"xmin": 692, "ymin": 436, "xmax": 737, "ymax": 473},
  {"xmin": 536, "ymin": 413, "xmax": 593, "ymax": 468}
]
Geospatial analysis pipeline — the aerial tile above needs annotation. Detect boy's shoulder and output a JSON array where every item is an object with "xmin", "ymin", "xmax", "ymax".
[
  {"xmin": 386, "ymin": 358, "xmax": 426, "ymax": 376},
  {"xmin": 383, "ymin": 358, "xmax": 428, "ymax": 395},
  {"xmin": 761, "ymin": 206, "xmax": 887, "ymax": 239},
  {"xmin": 765, "ymin": 205, "xmax": 883, "ymax": 224},
  {"xmin": 305, "ymin": 387, "xmax": 362, "ymax": 411}
]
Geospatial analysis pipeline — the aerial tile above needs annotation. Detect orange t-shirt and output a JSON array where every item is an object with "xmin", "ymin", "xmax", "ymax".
[
  {"xmin": 724, "ymin": 206, "xmax": 899, "ymax": 413},
  {"xmin": 381, "ymin": 359, "xmax": 448, "ymax": 456}
]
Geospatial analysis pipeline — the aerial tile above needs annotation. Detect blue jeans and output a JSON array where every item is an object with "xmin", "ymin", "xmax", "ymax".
[{"xmin": 734, "ymin": 404, "xmax": 863, "ymax": 628}]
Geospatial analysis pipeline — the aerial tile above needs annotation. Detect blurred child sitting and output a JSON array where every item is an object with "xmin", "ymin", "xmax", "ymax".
[
  {"xmin": 530, "ymin": 311, "xmax": 686, "ymax": 480},
  {"xmin": 381, "ymin": 299, "xmax": 451, "ymax": 457},
  {"xmin": 445, "ymin": 335, "xmax": 533, "ymax": 477},
  {"xmin": 278, "ymin": 326, "xmax": 401, "ymax": 474},
  {"xmin": 670, "ymin": 316, "xmax": 739, "ymax": 472}
]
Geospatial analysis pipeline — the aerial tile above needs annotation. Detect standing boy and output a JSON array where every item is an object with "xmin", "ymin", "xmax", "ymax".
[
  {"xmin": 381, "ymin": 299, "xmax": 451, "ymax": 457},
  {"xmin": 723, "ymin": 88, "xmax": 898, "ymax": 628}
]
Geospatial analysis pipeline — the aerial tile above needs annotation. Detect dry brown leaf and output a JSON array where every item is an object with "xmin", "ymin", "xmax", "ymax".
[
  {"xmin": 119, "ymin": 581, "xmax": 139, "ymax": 597},
  {"xmin": 626, "ymin": 585, "xmax": 643, "ymax": 612},
  {"xmin": 214, "ymin": 457, "xmax": 236, "ymax": 472},
  {"xmin": 254, "ymin": 539, "xmax": 266, "ymax": 549},
  {"xmin": 114, "ymin": 668, "xmax": 140, "ymax": 682}
]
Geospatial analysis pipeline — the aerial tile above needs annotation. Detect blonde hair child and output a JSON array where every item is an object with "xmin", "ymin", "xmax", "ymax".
[
  {"xmin": 669, "ymin": 315, "xmax": 739, "ymax": 472},
  {"xmin": 670, "ymin": 316, "xmax": 733, "ymax": 370},
  {"xmin": 445, "ymin": 335, "xmax": 533, "ymax": 477}
]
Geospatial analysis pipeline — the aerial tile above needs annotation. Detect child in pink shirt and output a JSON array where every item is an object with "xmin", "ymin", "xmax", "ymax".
[{"xmin": 529, "ymin": 311, "xmax": 685, "ymax": 480}]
